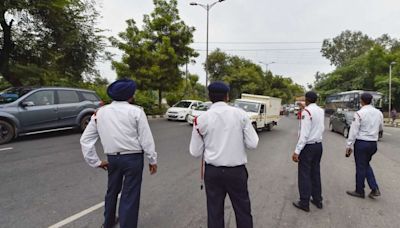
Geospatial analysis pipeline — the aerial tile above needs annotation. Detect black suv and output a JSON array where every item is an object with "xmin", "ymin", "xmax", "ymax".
[{"xmin": 0, "ymin": 87, "xmax": 103, "ymax": 144}]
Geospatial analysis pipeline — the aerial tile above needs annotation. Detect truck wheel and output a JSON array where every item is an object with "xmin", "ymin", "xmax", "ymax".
[
  {"xmin": 266, "ymin": 123, "xmax": 272, "ymax": 131},
  {"xmin": 0, "ymin": 120, "xmax": 15, "ymax": 144},
  {"xmin": 80, "ymin": 114, "xmax": 92, "ymax": 132}
]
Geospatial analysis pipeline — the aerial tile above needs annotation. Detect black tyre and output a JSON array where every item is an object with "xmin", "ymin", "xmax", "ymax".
[
  {"xmin": 0, "ymin": 120, "xmax": 15, "ymax": 144},
  {"xmin": 80, "ymin": 115, "xmax": 92, "ymax": 132},
  {"xmin": 266, "ymin": 123, "xmax": 272, "ymax": 131}
]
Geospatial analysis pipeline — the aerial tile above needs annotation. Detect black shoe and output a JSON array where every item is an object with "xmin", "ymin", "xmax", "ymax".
[
  {"xmin": 310, "ymin": 199, "xmax": 323, "ymax": 209},
  {"xmin": 102, "ymin": 216, "xmax": 119, "ymax": 228},
  {"xmin": 369, "ymin": 189, "xmax": 381, "ymax": 198},
  {"xmin": 346, "ymin": 190, "xmax": 365, "ymax": 198},
  {"xmin": 292, "ymin": 201, "xmax": 310, "ymax": 212}
]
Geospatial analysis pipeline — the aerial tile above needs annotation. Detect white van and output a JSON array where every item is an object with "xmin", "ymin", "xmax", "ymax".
[{"xmin": 234, "ymin": 93, "xmax": 282, "ymax": 131}]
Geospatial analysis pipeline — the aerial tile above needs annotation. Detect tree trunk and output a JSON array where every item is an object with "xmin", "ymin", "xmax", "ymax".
[
  {"xmin": 158, "ymin": 89, "xmax": 162, "ymax": 108},
  {"xmin": 0, "ymin": 11, "xmax": 22, "ymax": 86}
]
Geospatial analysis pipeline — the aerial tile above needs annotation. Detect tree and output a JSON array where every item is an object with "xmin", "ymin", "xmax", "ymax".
[
  {"xmin": 0, "ymin": 0, "xmax": 104, "ymax": 86},
  {"xmin": 321, "ymin": 30, "xmax": 374, "ymax": 67},
  {"xmin": 206, "ymin": 49, "xmax": 304, "ymax": 103},
  {"xmin": 316, "ymin": 31, "xmax": 400, "ymax": 109},
  {"xmin": 206, "ymin": 48, "xmax": 230, "ymax": 82},
  {"xmin": 111, "ymin": 0, "xmax": 198, "ymax": 107}
]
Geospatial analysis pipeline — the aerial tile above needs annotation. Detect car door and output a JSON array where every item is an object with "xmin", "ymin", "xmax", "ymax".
[
  {"xmin": 56, "ymin": 90, "xmax": 82, "ymax": 127},
  {"xmin": 336, "ymin": 113, "xmax": 346, "ymax": 132},
  {"xmin": 17, "ymin": 90, "xmax": 59, "ymax": 132},
  {"xmin": 331, "ymin": 112, "xmax": 340, "ymax": 131},
  {"xmin": 257, "ymin": 104, "xmax": 266, "ymax": 127}
]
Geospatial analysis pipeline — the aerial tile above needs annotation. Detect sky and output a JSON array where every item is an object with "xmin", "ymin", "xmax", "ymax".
[{"xmin": 96, "ymin": 0, "xmax": 400, "ymax": 88}]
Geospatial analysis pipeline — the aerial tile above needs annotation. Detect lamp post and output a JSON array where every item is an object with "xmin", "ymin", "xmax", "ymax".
[
  {"xmin": 259, "ymin": 61, "xmax": 276, "ymax": 73},
  {"xmin": 389, "ymin": 61, "xmax": 396, "ymax": 114},
  {"xmin": 190, "ymin": 0, "xmax": 225, "ymax": 88}
]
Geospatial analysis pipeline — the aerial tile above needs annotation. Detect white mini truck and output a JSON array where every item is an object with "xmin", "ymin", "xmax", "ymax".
[{"xmin": 234, "ymin": 93, "xmax": 282, "ymax": 131}]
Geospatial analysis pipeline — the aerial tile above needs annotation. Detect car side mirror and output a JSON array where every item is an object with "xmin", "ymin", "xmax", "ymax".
[{"xmin": 20, "ymin": 101, "xmax": 35, "ymax": 107}]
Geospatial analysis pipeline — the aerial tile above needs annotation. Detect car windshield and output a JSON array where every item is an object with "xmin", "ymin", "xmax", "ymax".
[
  {"xmin": 174, "ymin": 101, "xmax": 191, "ymax": 108},
  {"xmin": 234, "ymin": 100, "xmax": 260, "ymax": 113},
  {"xmin": 0, "ymin": 87, "xmax": 33, "ymax": 104},
  {"xmin": 195, "ymin": 102, "xmax": 211, "ymax": 111}
]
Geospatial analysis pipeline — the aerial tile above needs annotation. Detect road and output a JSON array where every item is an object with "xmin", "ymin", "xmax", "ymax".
[{"xmin": 1, "ymin": 116, "xmax": 399, "ymax": 228}]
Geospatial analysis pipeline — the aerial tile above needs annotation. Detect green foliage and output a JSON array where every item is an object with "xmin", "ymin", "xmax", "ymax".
[
  {"xmin": 315, "ymin": 31, "xmax": 400, "ymax": 109},
  {"xmin": 110, "ymin": 0, "xmax": 198, "ymax": 107},
  {"xmin": 0, "ymin": 0, "xmax": 105, "ymax": 86},
  {"xmin": 206, "ymin": 49, "xmax": 304, "ymax": 103}
]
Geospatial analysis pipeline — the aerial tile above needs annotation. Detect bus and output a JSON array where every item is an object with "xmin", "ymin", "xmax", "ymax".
[{"xmin": 325, "ymin": 90, "xmax": 383, "ymax": 115}]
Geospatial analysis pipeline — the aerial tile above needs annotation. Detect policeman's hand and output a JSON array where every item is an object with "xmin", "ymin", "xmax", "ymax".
[
  {"xmin": 98, "ymin": 160, "xmax": 109, "ymax": 171},
  {"xmin": 345, "ymin": 148, "xmax": 353, "ymax": 157},
  {"xmin": 149, "ymin": 164, "xmax": 157, "ymax": 175},
  {"xmin": 292, "ymin": 153, "xmax": 300, "ymax": 163}
]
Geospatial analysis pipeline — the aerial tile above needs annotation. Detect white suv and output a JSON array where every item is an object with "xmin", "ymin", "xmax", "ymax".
[{"xmin": 166, "ymin": 100, "xmax": 202, "ymax": 121}]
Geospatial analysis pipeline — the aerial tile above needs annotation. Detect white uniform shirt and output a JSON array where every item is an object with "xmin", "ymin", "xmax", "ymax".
[
  {"xmin": 346, "ymin": 105, "xmax": 384, "ymax": 148},
  {"xmin": 189, "ymin": 102, "xmax": 259, "ymax": 167},
  {"xmin": 295, "ymin": 103, "xmax": 325, "ymax": 154},
  {"xmin": 80, "ymin": 101, "xmax": 157, "ymax": 167}
]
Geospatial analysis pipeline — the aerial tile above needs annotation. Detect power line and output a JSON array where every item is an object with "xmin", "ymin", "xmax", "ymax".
[
  {"xmin": 194, "ymin": 48, "xmax": 320, "ymax": 52},
  {"xmin": 193, "ymin": 41, "xmax": 322, "ymax": 44}
]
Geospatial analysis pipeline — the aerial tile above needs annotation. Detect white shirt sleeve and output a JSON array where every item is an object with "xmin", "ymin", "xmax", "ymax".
[
  {"xmin": 379, "ymin": 112, "xmax": 384, "ymax": 131},
  {"xmin": 137, "ymin": 110, "xmax": 157, "ymax": 165},
  {"xmin": 243, "ymin": 115, "xmax": 259, "ymax": 149},
  {"xmin": 80, "ymin": 116, "xmax": 102, "ymax": 168},
  {"xmin": 189, "ymin": 119, "xmax": 205, "ymax": 158},
  {"xmin": 346, "ymin": 112, "xmax": 361, "ymax": 148},
  {"xmin": 295, "ymin": 112, "xmax": 312, "ymax": 154}
]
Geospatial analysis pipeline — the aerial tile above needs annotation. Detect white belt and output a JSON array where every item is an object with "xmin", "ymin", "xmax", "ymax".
[{"xmin": 107, "ymin": 150, "xmax": 143, "ymax": 156}]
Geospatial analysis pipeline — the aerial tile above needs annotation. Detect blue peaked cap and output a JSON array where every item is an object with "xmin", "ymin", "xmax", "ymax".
[
  {"xmin": 208, "ymin": 81, "xmax": 230, "ymax": 94},
  {"xmin": 107, "ymin": 79, "xmax": 136, "ymax": 101}
]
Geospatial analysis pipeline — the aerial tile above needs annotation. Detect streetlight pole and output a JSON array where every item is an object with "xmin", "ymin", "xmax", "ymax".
[
  {"xmin": 190, "ymin": 0, "xmax": 225, "ymax": 89},
  {"xmin": 389, "ymin": 61, "xmax": 396, "ymax": 114},
  {"xmin": 259, "ymin": 61, "xmax": 276, "ymax": 73}
]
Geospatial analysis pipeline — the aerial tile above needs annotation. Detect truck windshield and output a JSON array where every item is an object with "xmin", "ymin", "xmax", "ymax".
[
  {"xmin": 0, "ymin": 87, "xmax": 33, "ymax": 104},
  {"xmin": 234, "ymin": 100, "xmax": 260, "ymax": 113}
]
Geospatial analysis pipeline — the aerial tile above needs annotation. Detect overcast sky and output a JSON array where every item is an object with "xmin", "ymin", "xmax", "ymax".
[{"xmin": 96, "ymin": 0, "xmax": 400, "ymax": 87}]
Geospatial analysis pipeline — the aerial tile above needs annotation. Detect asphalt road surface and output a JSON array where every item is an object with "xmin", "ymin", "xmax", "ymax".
[{"xmin": 1, "ymin": 116, "xmax": 400, "ymax": 228}]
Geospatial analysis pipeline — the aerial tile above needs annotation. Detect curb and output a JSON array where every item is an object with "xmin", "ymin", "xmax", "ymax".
[{"xmin": 147, "ymin": 115, "xmax": 165, "ymax": 119}]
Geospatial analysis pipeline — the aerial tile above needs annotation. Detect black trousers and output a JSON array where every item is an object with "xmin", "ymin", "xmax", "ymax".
[
  {"xmin": 354, "ymin": 140, "xmax": 379, "ymax": 194},
  {"xmin": 104, "ymin": 153, "xmax": 144, "ymax": 228},
  {"xmin": 204, "ymin": 164, "xmax": 253, "ymax": 228},
  {"xmin": 298, "ymin": 143, "xmax": 323, "ymax": 206}
]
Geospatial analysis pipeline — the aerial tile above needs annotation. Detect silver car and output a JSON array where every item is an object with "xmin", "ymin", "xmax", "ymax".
[{"xmin": 0, "ymin": 87, "xmax": 102, "ymax": 144}]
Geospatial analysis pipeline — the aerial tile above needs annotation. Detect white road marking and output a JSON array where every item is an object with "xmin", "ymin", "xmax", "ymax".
[
  {"xmin": 384, "ymin": 132, "xmax": 392, "ymax": 136},
  {"xmin": 21, "ymin": 127, "xmax": 74, "ymax": 136},
  {"xmin": 0, "ymin": 147, "xmax": 13, "ymax": 151},
  {"xmin": 48, "ymin": 195, "xmax": 121, "ymax": 228}
]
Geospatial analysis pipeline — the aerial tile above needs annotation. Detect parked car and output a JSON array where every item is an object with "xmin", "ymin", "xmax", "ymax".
[
  {"xmin": 329, "ymin": 110, "xmax": 383, "ymax": 138},
  {"xmin": 165, "ymin": 100, "xmax": 202, "ymax": 121},
  {"xmin": 0, "ymin": 87, "xmax": 103, "ymax": 144},
  {"xmin": 187, "ymin": 101, "xmax": 212, "ymax": 125}
]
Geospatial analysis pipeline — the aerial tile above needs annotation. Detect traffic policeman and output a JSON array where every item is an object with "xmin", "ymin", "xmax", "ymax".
[
  {"xmin": 80, "ymin": 79, "xmax": 158, "ymax": 228},
  {"xmin": 189, "ymin": 81, "xmax": 259, "ymax": 228},
  {"xmin": 292, "ymin": 91, "xmax": 325, "ymax": 212},
  {"xmin": 346, "ymin": 93, "xmax": 383, "ymax": 199}
]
